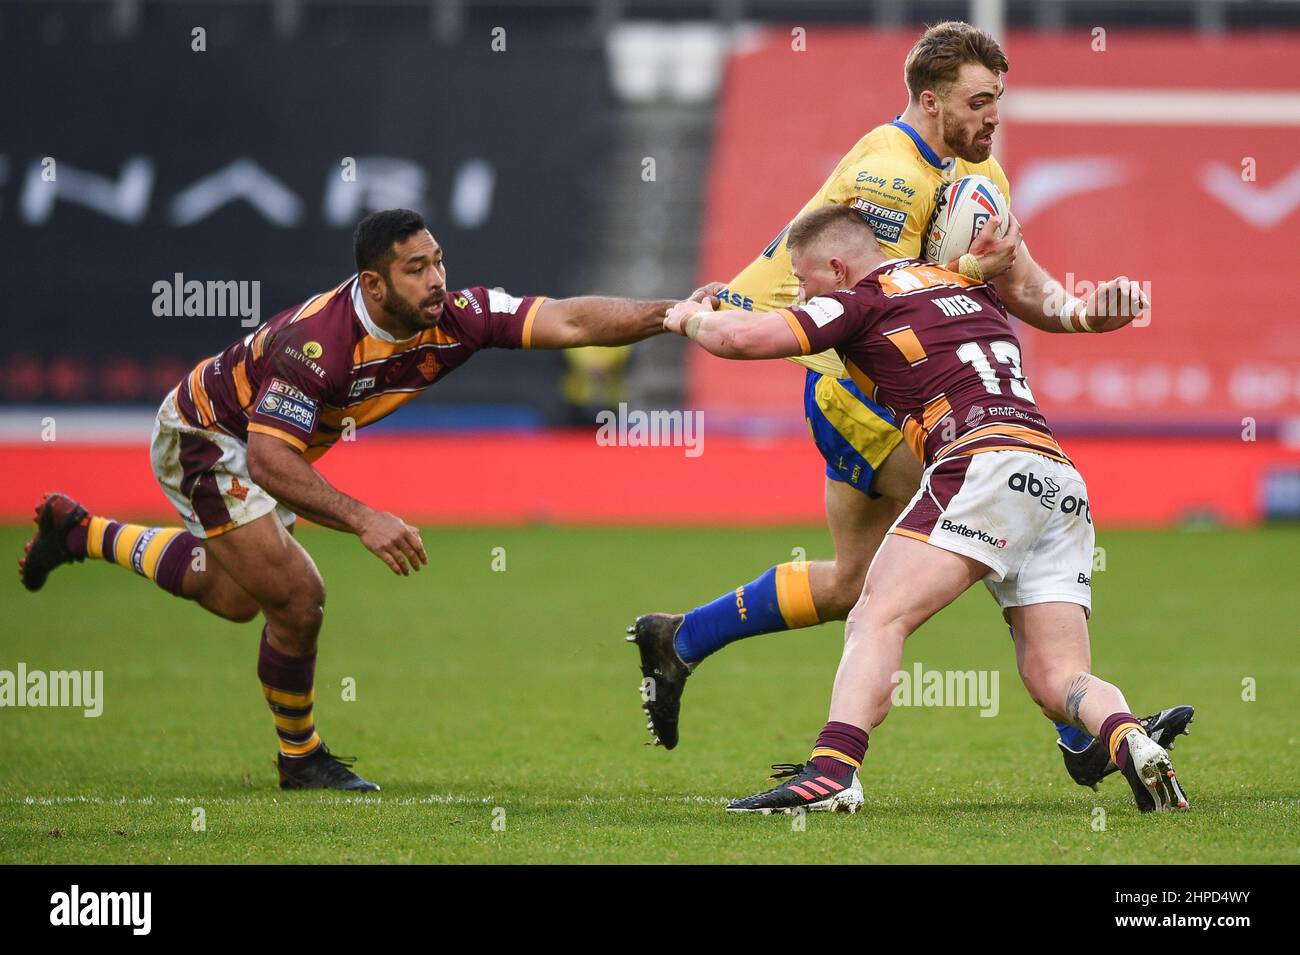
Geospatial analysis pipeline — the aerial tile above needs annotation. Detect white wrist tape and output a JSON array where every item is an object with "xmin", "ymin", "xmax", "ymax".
[{"xmin": 1060, "ymin": 297, "xmax": 1093, "ymax": 333}]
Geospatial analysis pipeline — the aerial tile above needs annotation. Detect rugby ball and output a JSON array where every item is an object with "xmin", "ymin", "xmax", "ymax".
[{"xmin": 924, "ymin": 175, "xmax": 1010, "ymax": 267}]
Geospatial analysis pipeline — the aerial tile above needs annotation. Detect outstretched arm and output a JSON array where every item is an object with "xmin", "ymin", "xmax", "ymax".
[
  {"xmin": 527, "ymin": 296, "xmax": 677, "ymax": 349},
  {"xmin": 992, "ymin": 239, "xmax": 1148, "ymax": 334},
  {"xmin": 663, "ymin": 300, "xmax": 805, "ymax": 359}
]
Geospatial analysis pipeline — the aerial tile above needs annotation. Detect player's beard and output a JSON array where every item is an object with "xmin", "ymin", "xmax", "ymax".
[
  {"xmin": 381, "ymin": 278, "xmax": 443, "ymax": 334},
  {"xmin": 942, "ymin": 112, "xmax": 994, "ymax": 164}
]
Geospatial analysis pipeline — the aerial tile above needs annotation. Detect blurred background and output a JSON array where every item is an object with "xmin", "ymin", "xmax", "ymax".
[{"xmin": 2, "ymin": 0, "xmax": 1298, "ymax": 527}]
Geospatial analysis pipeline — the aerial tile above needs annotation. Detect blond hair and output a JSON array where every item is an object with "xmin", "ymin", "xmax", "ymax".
[{"xmin": 786, "ymin": 205, "xmax": 878, "ymax": 257}]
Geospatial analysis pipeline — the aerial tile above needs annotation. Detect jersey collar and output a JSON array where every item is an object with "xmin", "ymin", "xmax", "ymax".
[
  {"xmin": 351, "ymin": 276, "xmax": 420, "ymax": 344},
  {"xmin": 867, "ymin": 256, "xmax": 919, "ymax": 280},
  {"xmin": 890, "ymin": 119, "xmax": 956, "ymax": 172}
]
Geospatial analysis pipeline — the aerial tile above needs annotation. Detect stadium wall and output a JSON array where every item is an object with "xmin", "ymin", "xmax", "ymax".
[
  {"xmin": 0, "ymin": 30, "xmax": 611, "ymax": 422},
  {"xmin": 2, "ymin": 435, "xmax": 1295, "ymax": 527}
]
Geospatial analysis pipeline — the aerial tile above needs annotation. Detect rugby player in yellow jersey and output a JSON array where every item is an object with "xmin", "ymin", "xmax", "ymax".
[{"xmin": 629, "ymin": 21, "xmax": 1193, "ymax": 788}]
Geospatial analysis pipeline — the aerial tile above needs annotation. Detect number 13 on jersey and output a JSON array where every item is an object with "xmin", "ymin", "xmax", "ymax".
[{"xmin": 956, "ymin": 340, "xmax": 1035, "ymax": 401}]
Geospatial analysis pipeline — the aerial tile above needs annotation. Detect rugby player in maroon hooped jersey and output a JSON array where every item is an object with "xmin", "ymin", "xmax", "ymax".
[
  {"xmin": 19, "ymin": 208, "xmax": 702, "ymax": 791},
  {"xmin": 666, "ymin": 205, "xmax": 1190, "ymax": 815}
]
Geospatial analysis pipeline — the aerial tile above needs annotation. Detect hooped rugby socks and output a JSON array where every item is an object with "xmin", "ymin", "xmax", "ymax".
[
  {"xmin": 673, "ymin": 562, "xmax": 820, "ymax": 665},
  {"xmin": 1099, "ymin": 711, "xmax": 1146, "ymax": 772},
  {"xmin": 810, "ymin": 721, "xmax": 869, "ymax": 777},
  {"xmin": 68, "ymin": 516, "xmax": 197, "ymax": 596},
  {"xmin": 258, "ymin": 627, "xmax": 322, "ymax": 758}
]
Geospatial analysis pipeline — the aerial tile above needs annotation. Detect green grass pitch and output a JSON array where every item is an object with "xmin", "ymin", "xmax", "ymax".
[{"xmin": 1, "ymin": 523, "xmax": 1297, "ymax": 864}]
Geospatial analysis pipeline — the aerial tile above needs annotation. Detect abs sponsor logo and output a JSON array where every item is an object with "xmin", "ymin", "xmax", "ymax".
[
  {"xmin": 49, "ymin": 885, "xmax": 151, "ymax": 935},
  {"xmin": 1008, "ymin": 471, "xmax": 1090, "ymax": 522},
  {"xmin": 850, "ymin": 197, "xmax": 908, "ymax": 244},
  {"xmin": 1061, "ymin": 493, "xmax": 1093, "ymax": 524},
  {"xmin": 939, "ymin": 519, "xmax": 1006, "ymax": 549},
  {"xmin": 1007, "ymin": 471, "xmax": 1060, "ymax": 510}
]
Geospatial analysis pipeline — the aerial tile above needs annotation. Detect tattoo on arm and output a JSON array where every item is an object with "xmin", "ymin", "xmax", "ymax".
[{"xmin": 1064, "ymin": 674, "xmax": 1090, "ymax": 727}]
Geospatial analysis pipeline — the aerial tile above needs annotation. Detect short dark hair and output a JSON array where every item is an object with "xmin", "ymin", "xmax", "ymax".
[
  {"xmin": 353, "ymin": 208, "xmax": 427, "ymax": 275},
  {"xmin": 786, "ymin": 204, "xmax": 877, "ymax": 255},
  {"xmin": 904, "ymin": 21, "xmax": 1008, "ymax": 101}
]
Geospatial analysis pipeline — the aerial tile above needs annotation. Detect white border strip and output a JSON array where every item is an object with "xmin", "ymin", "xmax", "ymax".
[{"xmin": 1005, "ymin": 88, "xmax": 1300, "ymax": 126}]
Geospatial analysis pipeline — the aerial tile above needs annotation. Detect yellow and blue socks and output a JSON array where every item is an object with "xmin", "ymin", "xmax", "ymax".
[
  {"xmin": 67, "ymin": 516, "xmax": 197, "ymax": 596},
  {"xmin": 673, "ymin": 562, "xmax": 820, "ymax": 665}
]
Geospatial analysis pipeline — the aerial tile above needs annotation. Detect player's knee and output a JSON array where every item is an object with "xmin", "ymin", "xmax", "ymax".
[
  {"xmin": 1023, "ymin": 660, "xmax": 1084, "ymax": 712},
  {"xmin": 830, "ymin": 561, "xmax": 869, "ymax": 614},
  {"xmin": 221, "ymin": 600, "xmax": 261, "ymax": 624},
  {"xmin": 846, "ymin": 595, "xmax": 911, "ymax": 646},
  {"xmin": 261, "ymin": 575, "xmax": 325, "ymax": 639}
]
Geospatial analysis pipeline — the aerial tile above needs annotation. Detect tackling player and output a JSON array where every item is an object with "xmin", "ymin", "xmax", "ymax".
[
  {"xmin": 628, "ymin": 21, "xmax": 1192, "ymax": 788},
  {"xmin": 666, "ymin": 205, "xmax": 1190, "ymax": 814},
  {"xmin": 19, "ymin": 208, "xmax": 689, "ymax": 791}
]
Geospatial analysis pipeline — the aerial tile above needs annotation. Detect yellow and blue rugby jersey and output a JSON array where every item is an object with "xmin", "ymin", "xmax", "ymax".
[{"xmin": 721, "ymin": 120, "xmax": 1012, "ymax": 378}]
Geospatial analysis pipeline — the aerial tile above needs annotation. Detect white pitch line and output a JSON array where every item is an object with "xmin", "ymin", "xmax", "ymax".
[
  {"xmin": 1005, "ymin": 88, "xmax": 1300, "ymax": 126},
  {"xmin": 11, "ymin": 793, "xmax": 729, "ymax": 807}
]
